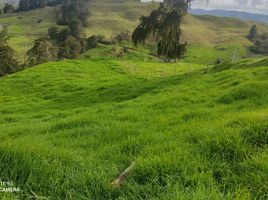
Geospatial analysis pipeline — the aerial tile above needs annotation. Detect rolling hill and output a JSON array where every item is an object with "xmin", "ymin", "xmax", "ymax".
[
  {"xmin": 0, "ymin": 50, "xmax": 268, "ymax": 199},
  {"xmin": 190, "ymin": 9, "xmax": 268, "ymax": 24},
  {"xmin": 1, "ymin": 1, "xmax": 268, "ymax": 199}
]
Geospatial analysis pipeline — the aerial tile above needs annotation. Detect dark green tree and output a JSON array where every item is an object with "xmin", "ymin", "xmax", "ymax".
[
  {"xmin": 248, "ymin": 25, "xmax": 258, "ymax": 40},
  {"xmin": 27, "ymin": 37, "xmax": 58, "ymax": 65},
  {"xmin": 18, "ymin": 0, "xmax": 61, "ymax": 11},
  {"xmin": 0, "ymin": 27, "xmax": 18, "ymax": 76},
  {"xmin": 58, "ymin": 36, "xmax": 82, "ymax": 59},
  {"xmin": 0, "ymin": 26, "xmax": 10, "ymax": 44},
  {"xmin": 132, "ymin": 0, "xmax": 192, "ymax": 59},
  {"xmin": 0, "ymin": 45, "xmax": 18, "ymax": 76},
  {"xmin": 86, "ymin": 35, "xmax": 99, "ymax": 49},
  {"xmin": 3, "ymin": 3, "xmax": 16, "ymax": 13}
]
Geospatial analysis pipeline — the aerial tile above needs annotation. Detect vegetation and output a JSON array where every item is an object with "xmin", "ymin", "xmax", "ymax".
[
  {"xmin": 247, "ymin": 25, "xmax": 268, "ymax": 55},
  {"xmin": 17, "ymin": 0, "xmax": 63, "ymax": 12},
  {"xmin": 26, "ymin": 37, "xmax": 58, "ymax": 65},
  {"xmin": 0, "ymin": 1, "xmax": 268, "ymax": 199},
  {"xmin": 57, "ymin": 0, "xmax": 90, "ymax": 29},
  {"xmin": 3, "ymin": 3, "xmax": 16, "ymax": 13},
  {"xmin": 0, "ymin": 54, "xmax": 268, "ymax": 199},
  {"xmin": 247, "ymin": 24, "xmax": 257, "ymax": 40},
  {"xmin": 132, "ymin": 0, "xmax": 191, "ymax": 59},
  {"xmin": 0, "ymin": 26, "xmax": 18, "ymax": 76}
]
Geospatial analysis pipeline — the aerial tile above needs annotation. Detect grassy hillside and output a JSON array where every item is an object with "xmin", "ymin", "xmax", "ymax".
[
  {"xmin": 0, "ymin": 6, "xmax": 59, "ymax": 61},
  {"xmin": 0, "ymin": 52, "xmax": 268, "ymax": 199},
  {"xmin": 1, "ymin": 0, "xmax": 268, "ymax": 61}
]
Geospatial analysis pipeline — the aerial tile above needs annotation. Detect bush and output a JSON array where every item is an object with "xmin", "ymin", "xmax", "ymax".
[
  {"xmin": 58, "ymin": 36, "xmax": 82, "ymax": 59},
  {"xmin": 27, "ymin": 37, "xmax": 58, "ymax": 65},
  {"xmin": 3, "ymin": 3, "xmax": 15, "ymax": 14},
  {"xmin": 87, "ymin": 35, "xmax": 99, "ymax": 49},
  {"xmin": 0, "ymin": 45, "xmax": 19, "ymax": 76}
]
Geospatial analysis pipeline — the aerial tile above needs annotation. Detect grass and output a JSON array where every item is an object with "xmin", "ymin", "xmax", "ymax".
[
  {"xmin": 0, "ymin": 1, "xmax": 268, "ymax": 199},
  {"xmin": 0, "ymin": 51, "xmax": 268, "ymax": 199}
]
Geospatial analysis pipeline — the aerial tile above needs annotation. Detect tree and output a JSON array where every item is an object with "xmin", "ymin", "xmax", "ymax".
[
  {"xmin": 68, "ymin": 19, "xmax": 83, "ymax": 37},
  {"xmin": 58, "ymin": 0, "xmax": 90, "ymax": 26},
  {"xmin": 3, "ymin": 3, "xmax": 16, "ymax": 13},
  {"xmin": 0, "ymin": 26, "xmax": 10, "ymax": 44},
  {"xmin": 17, "ymin": 0, "xmax": 61, "ymax": 12},
  {"xmin": 48, "ymin": 26, "xmax": 60, "ymax": 41},
  {"xmin": 248, "ymin": 25, "xmax": 257, "ymax": 40},
  {"xmin": 58, "ymin": 36, "xmax": 82, "ymax": 59},
  {"xmin": 87, "ymin": 35, "xmax": 99, "ymax": 49},
  {"xmin": 0, "ymin": 27, "xmax": 18, "ymax": 76},
  {"xmin": 132, "ymin": 0, "xmax": 192, "ymax": 59},
  {"xmin": 27, "ymin": 37, "xmax": 58, "ymax": 65},
  {"xmin": 0, "ymin": 45, "xmax": 18, "ymax": 76}
]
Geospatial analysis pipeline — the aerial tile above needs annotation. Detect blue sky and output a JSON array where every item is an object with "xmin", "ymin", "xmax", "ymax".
[{"xmin": 141, "ymin": 0, "xmax": 268, "ymax": 14}]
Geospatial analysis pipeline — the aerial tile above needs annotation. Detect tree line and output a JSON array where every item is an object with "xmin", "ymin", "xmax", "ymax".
[
  {"xmin": 1, "ymin": 0, "xmax": 196, "ymax": 76},
  {"xmin": 0, "ymin": 0, "xmax": 63, "ymax": 14},
  {"xmin": 248, "ymin": 25, "xmax": 268, "ymax": 55}
]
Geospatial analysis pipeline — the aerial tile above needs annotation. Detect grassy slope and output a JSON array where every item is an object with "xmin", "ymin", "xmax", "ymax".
[
  {"xmin": 0, "ymin": 6, "xmax": 59, "ymax": 61},
  {"xmin": 0, "ymin": 53, "xmax": 268, "ymax": 199},
  {"xmin": 1, "ymin": 0, "xmax": 268, "ymax": 61}
]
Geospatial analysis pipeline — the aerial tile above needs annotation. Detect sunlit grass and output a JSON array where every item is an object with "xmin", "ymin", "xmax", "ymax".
[{"xmin": 0, "ymin": 55, "xmax": 267, "ymax": 199}]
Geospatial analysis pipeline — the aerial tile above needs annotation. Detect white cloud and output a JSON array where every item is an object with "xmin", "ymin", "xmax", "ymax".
[
  {"xmin": 191, "ymin": 0, "xmax": 268, "ymax": 14},
  {"xmin": 140, "ymin": 0, "xmax": 268, "ymax": 14}
]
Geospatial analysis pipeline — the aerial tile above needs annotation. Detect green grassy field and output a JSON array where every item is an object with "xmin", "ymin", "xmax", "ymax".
[
  {"xmin": 0, "ymin": 48, "xmax": 268, "ymax": 199},
  {"xmin": 1, "ymin": 1, "xmax": 268, "ymax": 199}
]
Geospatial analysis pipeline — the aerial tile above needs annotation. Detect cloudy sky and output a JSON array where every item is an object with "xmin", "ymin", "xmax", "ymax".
[{"xmin": 141, "ymin": 0, "xmax": 268, "ymax": 14}]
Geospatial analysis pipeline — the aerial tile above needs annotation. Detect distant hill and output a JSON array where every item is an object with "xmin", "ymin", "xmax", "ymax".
[
  {"xmin": 190, "ymin": 9, "xmax": 268, "ymax": 24},
  {"xmin": 1, "ymin": 0, "xmax": 268, "ymax": 60}
]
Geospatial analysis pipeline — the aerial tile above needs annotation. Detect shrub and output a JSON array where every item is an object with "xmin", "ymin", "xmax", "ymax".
[
  {"xmin": 0, "ymin": 45, "xmax": 19, "ymax": 76},
  {"xmin": 58, "ymin": 36, "xmax": 82, "ymax": 59},
  {"xmin": 27, "ymin": 37, "xmax": 58, "ymax": 65}
]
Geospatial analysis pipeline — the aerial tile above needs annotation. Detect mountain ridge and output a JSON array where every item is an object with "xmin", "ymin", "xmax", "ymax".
[{"xmin": 190, "ymin": 8, "xmax": 268, "ymax": 24}]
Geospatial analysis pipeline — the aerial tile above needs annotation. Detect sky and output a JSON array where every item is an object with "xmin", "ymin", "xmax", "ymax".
[{"xmin": 141, "ymin": 0, "xmax": 268, "ymax": 15}]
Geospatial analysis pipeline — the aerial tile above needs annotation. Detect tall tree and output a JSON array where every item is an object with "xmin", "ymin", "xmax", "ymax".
[
  {"xmin": 248, "ymin": 25, "xmax": 258, "ymax": 40},
  {"xmin": 27, "ymin": 37, "xmax": 58, "ymax": 65},
  {"xmin": 0, "ymin": 26, "xmax": 10, "ymax": 44},
  {"xmin": 0, "ymin": 27, "xmax": 18, "ymax": 76},
  {"xmin": 132, "ymin": 0, "xmax": 192, "ymax": 59},
  {"xmin": 3, "ymin": 3, "xmax": 16, "ymax": 13}
]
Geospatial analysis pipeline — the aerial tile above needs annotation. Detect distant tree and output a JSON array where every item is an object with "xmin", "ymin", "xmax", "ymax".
[
  {"xmin": 48, "ymin": 26, "xmax": 71, "ymax": 42},
  {"xmin": 0, "ymin": 26, "xmax": 10, "ymax": 44},
  {"xmin": 48, "ymin": 26, "xmax": 60, "ymax": 40},
  {"xmin": 0, "ymin": 9, "xmax": 3, "ymax": 15},
  {"xmin": 132, "ymin": 0, "xmax": 191, "ymax": 59},
  {"xmin": 68, "ymin": 19, "xmax": 83, "ymax": 37},
  {"xmin": 58, "ymin": 36, "xmax": 82, "ymax": 59},
  {"xmin": 114, "ymin": 32, "xmax": 131, "ymax": 44},
  {"xmin": 86, "ymin": 35, "xmax": 99, "ymax": 49},
  {"xmin": 3, "ymin": 3, "xmax": 16, "ymax": 13},
  {"xmin": 0, "ymin": 27, "xmax": 18, "ymax": 76},
  {"xmin": 18, "ymin": 0, "xmax": 31, "ymax": 12},
  {"xmin": 248, "ymin": 25, "xmax": 257, "ymax": 40},
  {"xmin": 58, "ymin": 0, "xmax": 90, "ymax": 27},
  {"xmin": 27, "ymin": 37, "xmax": 58, "ymax": 65},
  {"xmin": 18, "ymin": 0, "xmax": 61, "ymax": 12},
  {"xmin": 0, "ymin": 45, "xmax": 18, "ymax": 76}
]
